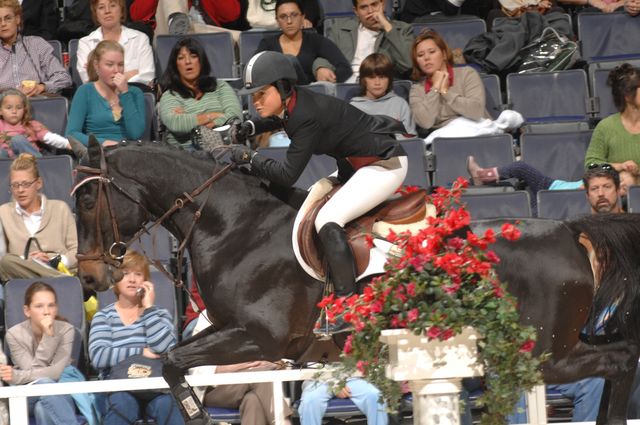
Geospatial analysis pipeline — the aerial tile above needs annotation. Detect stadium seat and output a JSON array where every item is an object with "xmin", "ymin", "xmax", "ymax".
[
  {"xmin": 238, "ymin": 30, "xmax": 281, "ymax": 71},
  {"xmin": 399, "ymin": 138, "xmax": 430, "ymax": 188},
  {"xmin": 143, "ymin": 92, "xmax": 157, "ymax": 141},
  {"xmin": 578, "ymin": 12, "xmax": 640, "ymax": 62},
  {"xmin": 258, "ymin": 148, "xmax": 338, "ymax": 190},
  {"xmin": 129, "ymin": 226, "xmax": 174, "ymax": 266},
  {"xmin": 68, "ymin": 38, "xmax": 83, "ymax": 87},
  {"xmin": 392, "ymin": 80, "xmax": 412, "ymax": 102},
  {"xmin": 335, "ymin": 82, "xmax": 360, "ymax": 102},
  {"xmin": 47, "ymin": 39, "xmax": 63, "ymax": 64},
  {"xmin": 480, "ymin": 73, "xmax": 503, "ymax": 120},
  {"xmin": 432, "ymin": 134, "xmax": 515, "ymax": 187},
  {"xmin": 461, "ymin": 191, "xmax": 532, "ymax": 219},
  {"xmin": 4, "ymin": 277, "xmax": 85, "ymax": 365},
  {"xmin": 506, "ymin": 70, "xmax": 589, "ymax": 124},
  {"xmin": 30, "ymin": 96, "xmax": 68, "ymax": 136},
  {"xmin": 0, "ymin": 156, "xmax": 74, "ymax": 209},
  {"xmin": 156, "ymin": 33, "xmax": 236, "ymax": 79},
  {"xmin": 411, "ymin": 18, "xmax": 487, "ymax": 50},
  {"xmin": 520, "ymin": 131, "xmax": 593, "ymax": 181},
  {"xmin": 96, "ymin": 269, "xmax": 179, "ymax": 328},
  {"xmin": 536, "ymin": 189, "xmax": 591, "ymax": 220},
  {"xmin": 587, "ymin": 59, "xmax": 640, "ymax": 120},
  {"xmin": 627, "ymin": 185, "xmax": 640, "ymax": 213}
]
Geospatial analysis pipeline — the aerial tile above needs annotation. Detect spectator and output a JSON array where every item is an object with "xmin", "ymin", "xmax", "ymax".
[
  {"xmin": 584, "ymin": 63, "xmax": 640, "ymax": 193},
  {"xmin": 298, "ymin": 377, "xmax": 388, "ymax": 425},
  {"xmin": 467, "ymin": 158, "xmax": 624, "ymax": 213},
  {"xmin": 400, "ymin": 0, "xmax": 493, "ymax": 22},
  {"xmin": 20, "ymin": 0, "xmax": 59, "ymax": 41},
  {"xmin": 66, "ymin": 39, "xmax": 146, "ymax": 147},
  {"xmin": 77, "ymin": 0, "xmax": 155, "ymax": 87},
  {"xmin": 0, "ymin": 281, "xmax": 80, "ymax": 425},
  {"xmin": 88, "ymin": 250, "xmax": 184, "ymax": 425},
  {"xmin": 625, "ymin": 0, "xmax": 640, "ymax": 14},
  {"xmin": 0, "ymin": 89, "xmax": 72, "ymax": 158},
  {"xmin": 409, "ymin": 30, "xmax": 490, "ymax": 132},
  {"xmin": 256, "ymin": 0, "xmax": 352, "ymax": 85},
  {"xmin": 158, "ymin": 37, "xmax": 242, "ymax": 148},
  {"xmin": 486, "ymin": 0, "xmax": 565, "ymax": 29},
  {"xmin": 313, "ymin": 0, "xmax": 414, "ymax": 81},
  {"xmin": 187, "ymin": 311, "xmax": 294, "ymax": 425},
  {"xmin": 0, "ymin": 0, "xmax": 72, "ymax": 96},
  {"xmin": 349, "ymin": 52, "xmax": 416, "ymax": 137},
  {"xmin": 0, "ymin": 153, "xmax": 77, "ymax": 281}
]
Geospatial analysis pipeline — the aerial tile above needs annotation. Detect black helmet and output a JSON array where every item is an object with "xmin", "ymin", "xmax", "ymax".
[{"xmin": 238, "ymin": 51, "xmax": 297, "ymax": 96}]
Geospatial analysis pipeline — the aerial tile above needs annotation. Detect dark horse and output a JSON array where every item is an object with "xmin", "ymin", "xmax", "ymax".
[{"xmin": 75, "ymin": 139, "xmax": 640, "ymax": 425}]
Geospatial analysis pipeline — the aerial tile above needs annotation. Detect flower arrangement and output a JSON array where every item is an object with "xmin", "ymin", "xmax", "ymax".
[{"xmin": 320, "ymin": 178, "xmax": 545, "ymax": 425}]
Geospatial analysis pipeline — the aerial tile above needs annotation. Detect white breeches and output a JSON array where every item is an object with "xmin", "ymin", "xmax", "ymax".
[{"xmin": 315, "ymin": 156, "xmax": 409, "ymax": 232}]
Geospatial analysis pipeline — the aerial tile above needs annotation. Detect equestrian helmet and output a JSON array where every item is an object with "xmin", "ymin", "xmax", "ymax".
[{"xmin": 238, "ymin": 51, "xmax": 297, "ymax": 96}]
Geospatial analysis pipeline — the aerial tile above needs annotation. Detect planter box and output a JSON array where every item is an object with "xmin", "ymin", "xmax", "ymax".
[{"xmin": 380, "ymin": 327, "xmax": 483, "ymax": 381}]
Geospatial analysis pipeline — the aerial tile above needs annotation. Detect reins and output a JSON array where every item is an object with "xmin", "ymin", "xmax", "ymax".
[{"xmin": 73, "ymin": 145, "xmax": 234, "ymax": 320}]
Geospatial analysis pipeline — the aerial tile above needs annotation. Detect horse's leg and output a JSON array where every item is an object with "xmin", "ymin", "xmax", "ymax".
[{"xmin": 162, "ymin": 326, "xmax": 287, "ymax": 425}]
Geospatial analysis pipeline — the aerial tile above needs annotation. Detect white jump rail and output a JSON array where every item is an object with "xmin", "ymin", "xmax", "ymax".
[{"xmin": 0, "ymin": 368, "xmax": 329, "ymax": 425}]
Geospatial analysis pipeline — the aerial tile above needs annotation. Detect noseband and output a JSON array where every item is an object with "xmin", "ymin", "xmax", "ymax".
[{"xmin": 72, "ymin": 144, "xmax": 234, "ymax": 286}]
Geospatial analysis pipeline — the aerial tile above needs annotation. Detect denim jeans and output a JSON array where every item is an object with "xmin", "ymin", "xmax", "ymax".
[
  {"xmin": 1, "ymin": 135, "xmax": 42, "ymax": 158},
  {"xmin": 27, "ymin": 377, "xmax": 78, "ymax": 425},
  {"xmin": 508, "ymin": 378, "xmax": 605, "ymax": 423},
  {"xmin": 298, "ymin": 378, "xmax": 388, "ymax": 425},
  {"xmin": 98, "ymin": 391, "xmax": 185, "ymax": 425}
]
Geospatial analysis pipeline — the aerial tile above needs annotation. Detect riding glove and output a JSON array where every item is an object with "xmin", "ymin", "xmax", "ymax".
[{"xmin": 230, "ymin": 145, "xmax": 256, "ymax": 164}]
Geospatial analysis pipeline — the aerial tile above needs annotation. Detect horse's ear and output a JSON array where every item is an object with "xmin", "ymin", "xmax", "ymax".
[{"xmin": 87, "ymin": 135, "xmax": 101, "ymax": 169}]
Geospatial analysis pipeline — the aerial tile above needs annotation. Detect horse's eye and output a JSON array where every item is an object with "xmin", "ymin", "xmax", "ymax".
[{"xmin": 81, "ymin": 194, "xmax": 96, "ymax": 210}]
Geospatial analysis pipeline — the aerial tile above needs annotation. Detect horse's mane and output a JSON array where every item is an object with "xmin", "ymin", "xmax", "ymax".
[{"xmin": 569, "ymin": 213, "xmax": 640, "ymax": 342}]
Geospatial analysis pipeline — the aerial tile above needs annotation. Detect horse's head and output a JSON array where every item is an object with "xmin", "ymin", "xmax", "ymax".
[{"xmin": 74, "ymin": 137, "xmax": 151, "ymax": 292}]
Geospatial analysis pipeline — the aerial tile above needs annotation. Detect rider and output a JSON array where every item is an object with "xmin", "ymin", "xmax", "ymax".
[{"xmin": 230, "ymin": 51, "xmax": 409, "ymax": 334}]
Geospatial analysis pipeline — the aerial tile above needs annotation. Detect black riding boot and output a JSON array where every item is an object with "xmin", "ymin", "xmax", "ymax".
[{"xmin": 314, "ymin": 222, "xmax": 356, "ymax": 336}]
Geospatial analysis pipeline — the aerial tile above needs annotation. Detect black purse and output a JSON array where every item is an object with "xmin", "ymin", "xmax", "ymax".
[
  {"xmin": 23, "ymin": 237, "xmax": 62, "ymax": 270},
  {"xmin": 106, "ymin": 354, "xmax": 167, "ymax": 401}
]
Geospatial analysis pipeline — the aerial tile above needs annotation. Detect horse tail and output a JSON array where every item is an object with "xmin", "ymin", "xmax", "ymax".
[{"xmin": 570, "ymin": 213, "xmax": 640, "ymax": 343}]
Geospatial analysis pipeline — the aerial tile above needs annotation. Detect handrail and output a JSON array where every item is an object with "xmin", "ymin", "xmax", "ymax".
[{"xmin": 0, "ymin": 368, "xmax": 330, "ymax": 425}]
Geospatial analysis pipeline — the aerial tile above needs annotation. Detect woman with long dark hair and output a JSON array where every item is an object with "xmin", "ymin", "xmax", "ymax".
[{"xmin": 158, "ymin": 37, "xmax": 242, "ymax": 148}]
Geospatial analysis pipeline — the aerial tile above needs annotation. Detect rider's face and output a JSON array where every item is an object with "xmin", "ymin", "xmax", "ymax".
[{"xmin": 251, "ymin": 85, "xmax": 285, "ymax": 117}]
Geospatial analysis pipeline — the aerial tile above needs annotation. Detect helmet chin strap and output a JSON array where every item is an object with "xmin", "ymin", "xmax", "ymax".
[{"xmin": 275, "ymin": 80, "xmax": 290, "ymax": 120}]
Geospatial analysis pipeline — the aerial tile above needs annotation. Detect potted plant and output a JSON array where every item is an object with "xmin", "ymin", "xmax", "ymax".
[{"xmin": 319, "ymin": 179, "xmax": 544, "ymax": 425}]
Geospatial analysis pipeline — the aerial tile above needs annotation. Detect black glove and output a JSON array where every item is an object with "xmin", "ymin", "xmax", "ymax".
[{"xmin": 230, "ymin": 144, "xmax": 255, "ymax": 164}]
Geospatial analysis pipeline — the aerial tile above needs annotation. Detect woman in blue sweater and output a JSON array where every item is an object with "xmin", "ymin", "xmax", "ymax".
[
  {"xmin": 88, "ymin": 250, "xmax": 183, "ymax": 425},
  {"xmin": 66, "ymin": 40, "xmax": 146, "ymax": 147}
]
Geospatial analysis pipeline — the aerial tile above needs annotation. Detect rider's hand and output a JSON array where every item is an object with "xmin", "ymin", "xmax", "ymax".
[{"xmin": 230, "ymin": 145, "xmax": 255, "ymax": 164}]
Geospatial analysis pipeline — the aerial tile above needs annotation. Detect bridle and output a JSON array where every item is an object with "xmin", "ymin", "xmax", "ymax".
[{"xmin": 72, "ymin": 144, "xmax": 234, "ymax": 288}]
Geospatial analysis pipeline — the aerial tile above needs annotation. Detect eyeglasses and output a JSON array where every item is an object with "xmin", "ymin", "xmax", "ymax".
[
  {"xmin": 9, "ymin": 179, "xmax": 37, "ymax": 190},
  {"xmin": 0, "ymin": 15, "xmax": 15, "ymax": 24},
  {"xmin": 587, "ymin": 163, "xmax": 613, "ymax": 171},
  {"xmin": 277, "ymin": 12, "xmax": 301, "ymax": 21}
]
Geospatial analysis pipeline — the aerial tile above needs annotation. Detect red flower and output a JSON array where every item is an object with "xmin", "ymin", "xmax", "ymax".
[
  {"xmin": 441, "ymin": 328, "xmax": 455, "ymax": 340},
  {"xmin": 356, "ymin": 360, "xmax": 367, "ymax": 373},
  {"xmin": 447, "ymin": 237, "xmax": 465, "ymax": 250},
  {"xmin": 407, "ymin": 308, "xmax": 419, "ymax": 323},
  {"xmin": 365, "ymin": 234, "xmax": 374, "ymax": 249},
  {"xmin": 317, "ymin": 294, "xmax": 334, "ymax": 309},
  {"xmin": 343, "ymin": 335, "xmax": 353, "ymax": 355},
  {"xmin": 486, "ymin": 250, "xmax": 500, "ymax": 264},
  {"xmin": 484, "ymin": 228, "xmax": 496, "ymax": 244},
  {"xmin": 519, "ymin": 339, "xmax": 535, "ymax": 353},
  {"xmin": 501, "ymin": 223, "xmax": 521, "ymax": 241},
  {"xmin": 406, "ymin": 281, "xmax": 416, "ymax": 297},
  {"xmin": 426, "ymin": 326, "xmax": 441, "ymax": 339}
]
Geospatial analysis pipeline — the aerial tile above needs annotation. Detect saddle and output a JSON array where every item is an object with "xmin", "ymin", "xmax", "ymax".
[{"xmin": 298, "ymin": 180, "xmax": 428, "ymax": 279}]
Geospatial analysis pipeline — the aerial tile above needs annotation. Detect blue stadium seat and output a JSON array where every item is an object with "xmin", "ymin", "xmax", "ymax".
[
  {"xmin": 258, "ymin": 148, "xmax": 338, "ymax": 190},
  {"xmin": 506, "ymin": 70, "xmax": 589, "ymax": 124},
  {"xmin": 627, "ymin": 185, "xmax": 640, "ymax": 213},
  {"xmin": 4, "ymin": 277, "xmax": 85, "ymax": 367},
  {"xmin": 156, "ymin": 33, "xmax": 236, "ymax": 79},
  {"xmin": 335, "ymin": 82, "xmax": 360, "ymax": 102},
  {"xmin": 399, "ymin": 138, "xmax": 430, "ymax": 188},
  {"xmin": 238, "ymin": 30, "xmax": 281, "ymax": 70},
  {"xmin": 129, "ymin": 226, "xmax": 174, "ymax": 265},
  {"xmin": 432, "ymin": 134, "xmax": 515, "ymax": 187},
  {"xmin": 591, "ymin": 66, "xmax": 617, "ymax": 120},
  {"xmin": 207, "ymin": 407, "xmax": 241, "ymax": 423},
  {"xmin": 0, "ymin": 156, "xmax": 74, "ymax": 209},
  {"xmin": 392, "ymin": 80, "xmax": 412, "ymax": 102},
  {"xmin": 96, "ymin": 269, "xmax": 179, "ymax": 328},
  {"xmin": 68, "ymin": 38, "xmax": 83, "ymax": 87},
  {"xmin": 577, "ymin": 12, "xmax": 640, "ymax": 62},
  {"xmin": 30, "ymin": 96, "xmax": 68, "ymax": 136},
  {"xmin": 537, "ymin": 189, "xmax": 591, "ymax": 220},
  {"xmin": 47, "ymin": 39, "xmax": 63, "ymax": 64},
  {"xmin": 461, "ymin": 191, "xmax": 532, "ymax": 219},
  {"xmin": 143, "ymin": 92, "xmax": 157, "ymax": 141},
  {"xmin": 411, "ymin": 18, "xmax": 487, "ymax": 50},
  {"xmin": 481, "ymin": 73, "xmax": 503, "ymax": 120},
  {"xmin": 520, "ymin": 131, "xmax": 593, "ymax": 181}
]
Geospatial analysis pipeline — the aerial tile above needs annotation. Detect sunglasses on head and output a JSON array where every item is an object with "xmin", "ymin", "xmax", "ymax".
[{"xmin": 588, "ymin": 163, "xmax": 613, "ymax": 171}]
